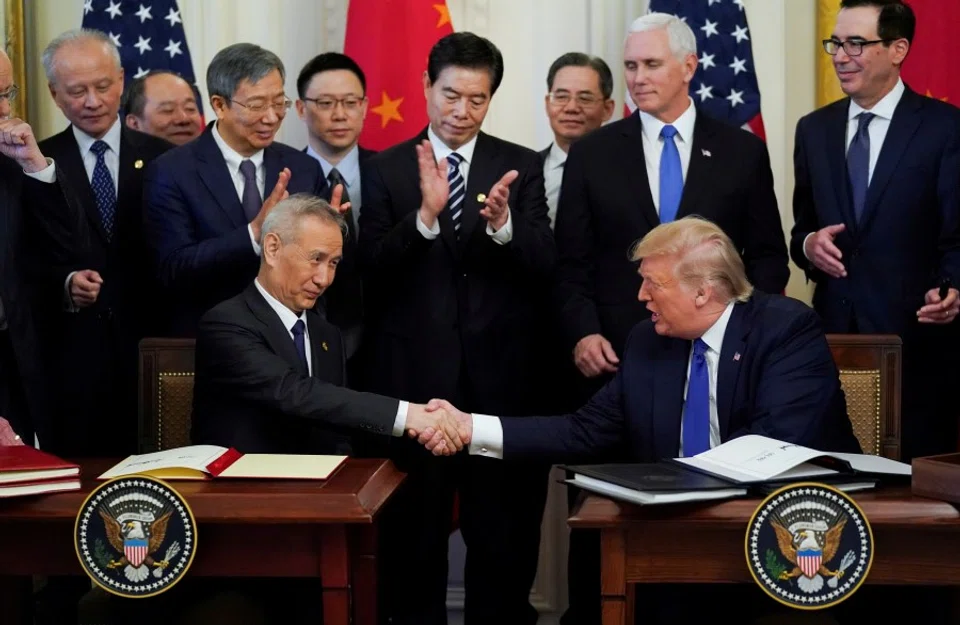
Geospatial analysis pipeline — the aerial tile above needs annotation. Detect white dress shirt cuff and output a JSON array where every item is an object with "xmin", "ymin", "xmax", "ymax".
[
  {"xmin": 63, "ymin": 271, "xmax": 79, "ymax": 313},
  {"xmin": 392, "ymin": 400, "xmax": 409, "ymax": 437},
  {"xmin": 248, "ymin": 224, "xmax": 262, "ymax": 255},
  {"xmin": 468, "ymin": 413, "xmax": 504, "ymax": 459},
  {"xmin": 486, "ymin": 209, "xmax": 513, "ymax": 244},
  {"xmin": 24, "ymin": 158, "xmax": 56, "ymax": 182},
  {"xmin": 802, "ymin": 232, "xmax": 814, "ymax": 261},
  {"xmin": 416, "ymin": 213, "xmax": 440, "ymax": 240}
]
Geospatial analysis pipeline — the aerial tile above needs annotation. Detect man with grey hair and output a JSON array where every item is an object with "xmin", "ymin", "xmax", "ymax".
[{"xmin": 144, "ymin": 42, "xmax": 330, "ymax": 339}]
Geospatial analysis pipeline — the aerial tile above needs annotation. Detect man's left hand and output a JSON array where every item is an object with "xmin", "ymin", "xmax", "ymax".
[
  {"xmin": 479, "ymin": 170, "xmax": 518, "ymax": 231},
  {"xmin": 0, "ymin": 118, "xmax": 47, "ymax": 173},
  {"xmin": 918, "ymin": 287, "xmax": 959, "ymax": 324}
]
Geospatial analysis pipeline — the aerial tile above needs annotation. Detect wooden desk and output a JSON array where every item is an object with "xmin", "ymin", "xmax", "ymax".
[
  {"xmin": 569, "ymin": 487, "xmax": 960, "ymax": 625},
  {"xmin": 0, "ymin": 457, "xmax": 405, "ymax": 625}
]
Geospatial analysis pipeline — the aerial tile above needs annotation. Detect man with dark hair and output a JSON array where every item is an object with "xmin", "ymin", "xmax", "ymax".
[
  {"xmin": 122, "ymin": 70, "xmax": 203, "ymax": 145},
  {"xmin": 295, "ymin": 52, "xmax": 374, "ymax": 386},
  {"xmin": 359, "ymin": 31, "xmax": 556, "ymax": 625},
  {"xmin": 143, "ymin": 43, "xmax": 328, "ymax": 339}
]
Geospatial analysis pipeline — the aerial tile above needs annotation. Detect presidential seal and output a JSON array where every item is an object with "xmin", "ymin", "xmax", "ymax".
[
  {"xmin": 74, "ymin": 476, "xmax": 197, "ymax": 598},
  {"xmin": 745, "ymin": 482, "xmax": 873, "ymax": 610}
]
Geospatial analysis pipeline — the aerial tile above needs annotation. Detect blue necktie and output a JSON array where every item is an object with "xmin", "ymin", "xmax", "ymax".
[
  {"xmin": 239, "ymin": 159, "xmax": 261, "ymax": 222},
  {"xmin": 446, "ymin": 153, "xmax": 465, "ymax": 237},
  {"xmin": 847, "ymin": 112, "xmax": 874, "ymax": 222},
  {"xmin": 291, "ymin": 319, "xmax": 308, "ymax": 372},
  {"xmin": 659, "ymin": 125, "xmax": 683, "ymax": 223},
  {"xmin": 90, "ymin": 140, "xmax": 116, "ymax": 238},
  {"xmin": 682, "ymin": 338, "xmax": 711, "ymax": 457}
]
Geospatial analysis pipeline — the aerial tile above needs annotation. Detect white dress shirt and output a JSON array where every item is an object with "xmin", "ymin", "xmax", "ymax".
[
  {"xmin": 416, "ymin": 126, "xmax": 514, "ymax": 244},
  {"xmin": 253, "ymin": 278, "xmax": 409, "ymax": 435},
  {"xmin": 73, "ymin": 117, "xmax": 122, "ymax": 191},
  {"xmin": 802, "ymin": 78, "xmax": 905, "ymax": 259},
  {"xmin": 469, "ymin": 302, "xmax": 735, "ymax": 459},
  {"xmin": 211, "ymin": 122, "xmax": 266, "ymax": 254},
  {"xmin": 307, "ymin": 143, "xmax": 362, "ymax": 232},
  {"xmin": 638, "ymin": 98, "xmax": 697, "ymax": 215},
  {"xmin": 543, "ymin": 142, "xmax": 566, "ymax": 229}
]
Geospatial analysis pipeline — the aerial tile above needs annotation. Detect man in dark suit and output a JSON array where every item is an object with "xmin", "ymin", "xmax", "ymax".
[
  {"xmin": 38, "ymin": 29, "xmax": 172, "ymax": 457},
  {"xmin": 790, "ymin": 0, "xmax": 960, "ymax": 463},
  {"xmin": 417, "ymin": 217, "xmax": 860, "ymax": 625},
  {"xmin": 295, "ymin": 52, "xmax": 376, "ymax": 387},
  {"xmin": 144, "ymin": 43, "xmax": 326, "ymax": 337},
  {"xmin": 359, "ymin": 32, "xmax": 556, "ymax": 625}
]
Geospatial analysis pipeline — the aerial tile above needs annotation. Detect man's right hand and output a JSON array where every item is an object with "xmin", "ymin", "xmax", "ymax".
[
  {"xmin": 574, "ymin": 333, "xmax": 619, "ymax": 378},
  {"xmin": 406, "ymin": 401, "xmax": 469, "ymax": 456},
  {"xmin": 415, "ymin": 399, "xmax": 473, "ymax": 454},
  {"xmin": 804, "ymin": 223, "xmax": 847, "ymax": 279},
  {"xmin": 70, "ymin": 269, "xmax": 103, "ymax": 308},
  {"xmin": 416, "ymin": 140, "xmax": 449, "ymax": 229},
  {"xmin": 250, "ymin": 167, "xmax": 291, "ymax": 241}
]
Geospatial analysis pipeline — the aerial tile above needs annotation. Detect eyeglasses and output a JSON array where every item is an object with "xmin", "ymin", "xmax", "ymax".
[
  {"xmin": 0, "ymin": 85, "xmax": 19, "ymax": 104},
  {"xmin": 822, "ymin": 38, "xmax": 893, "ymax": 57},
  {"xmin": 302, "ymin": 96, "xmax": 365, "ymax": 112},
  {"xmin": 230, "ymin": 97, "xmax": 292, "ymax": 115},
  {"xmin": 548, "ymin": 91, "xmax": 604, "ymax": 107}
]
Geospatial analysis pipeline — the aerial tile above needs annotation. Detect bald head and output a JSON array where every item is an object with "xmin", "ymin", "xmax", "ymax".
[{"xmin": 0, "ymin": 49, "xmax": 13, "ymax": 119}]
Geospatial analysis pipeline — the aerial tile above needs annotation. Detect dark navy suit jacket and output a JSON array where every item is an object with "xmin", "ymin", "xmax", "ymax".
[
  {"xmin": 501, "ymin": 293, "xmax": 860, "ymax": 463},
  {"xmin": 143, "ymin": 122, "xmax": 325, "ymax": 336}
]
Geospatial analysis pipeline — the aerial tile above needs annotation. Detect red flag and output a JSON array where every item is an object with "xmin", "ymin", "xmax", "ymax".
[
  {"xmin": 900, "ymin": 0, "xmax": 960, "ymax": 104},
  {"xmin": 344, "ymin": 0, "xmax": 454, "ymax": 150}
]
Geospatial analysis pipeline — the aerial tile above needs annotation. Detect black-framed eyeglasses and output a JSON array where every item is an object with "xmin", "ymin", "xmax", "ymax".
[
  {"xmin": 547, "ymin": 91, "xmax": 604, "ymax": 107},
  {"xmin": 822, "ymin": 38, "xmax": 892, "ymax": 57},
  {"xmin": 229, "ymin": 97, "xmax": 292, "ymax": 115},
  {"xmin": 302, "ymin": 96, "xmax": 365, "ymax": 112},
  {"xmin": 0, "ymin": 85, "xmax": 19, "ymax": 104}
]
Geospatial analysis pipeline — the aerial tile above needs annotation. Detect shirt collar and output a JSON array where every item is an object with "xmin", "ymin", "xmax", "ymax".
[
  {"xmin": 697, "ymin": 302, "xmax": 735, "ymax": 354},
  {"xmin": 307, "ymin": 143, "xmax": 360, "ymax": 187},
  {"xmin": 254, "ymin": 278, "xmax": 307, "ymax": 333},
  {"xmin": 212, "ymin": 121, "xmax": 265, "ymax": 172},
  {"xmin": 545, "ymin": 142, "xmax": 567, "ymax": 170},
  {"xmin": 427, "ymin": 125, "xmax": 478, "ymax": 165},
  {"xmin": 848, "ymin": 77, "xmax": 905, "ymax": 121},
  {"xmin": 639, "ymin": 97, "xmax": 697, "ymax": 145},
  {"xmin": 73, "ymin": 116, "xmax": 122, "ymax": 158}
]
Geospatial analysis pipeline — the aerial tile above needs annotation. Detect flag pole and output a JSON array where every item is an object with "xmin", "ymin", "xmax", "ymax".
[{"xmin": 4, "ymin": 0, "xmax": 26, "ymax": 121}]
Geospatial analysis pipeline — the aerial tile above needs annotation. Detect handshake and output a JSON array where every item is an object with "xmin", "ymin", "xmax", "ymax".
[{"xmin": 406, "ymin": 400, "xmax": 473, "ymax": 456}]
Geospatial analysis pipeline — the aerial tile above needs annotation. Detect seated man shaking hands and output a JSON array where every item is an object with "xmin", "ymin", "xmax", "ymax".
[
  {"xmin": 416, "ymin": 216, "xmax": 859, "ymax": 463},
  {"xmin": 192, "ymin": 193, "xmax": 466, "ymax": 456}
]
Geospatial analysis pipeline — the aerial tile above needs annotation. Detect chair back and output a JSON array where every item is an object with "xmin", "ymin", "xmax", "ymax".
[
  {"xmin": 826, "ymin": 334, "xmax": 901, "ymax": 460},
  {"xmin": 138, "ymin": 338, "xmax": 196, "ymax": 453}
]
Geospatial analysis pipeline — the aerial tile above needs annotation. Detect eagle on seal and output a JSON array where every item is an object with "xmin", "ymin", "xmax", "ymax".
[{"xmin": 99, "ymin": 508, "xmax": 174, "ymax": 582}]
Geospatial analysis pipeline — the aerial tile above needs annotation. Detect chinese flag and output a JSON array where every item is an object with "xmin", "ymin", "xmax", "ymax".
[{"xmin": 344, "ymin": 0, "xmax": 455, "ymax": 151}]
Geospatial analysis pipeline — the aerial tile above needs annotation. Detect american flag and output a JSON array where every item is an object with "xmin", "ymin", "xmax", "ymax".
[
  {"xmin": 81, "ymin": 0, "xmax": 203, "ymax": 116},
  {"xmin": 627, "ymin": 0, "xmax": 765, "ymax": 140}
]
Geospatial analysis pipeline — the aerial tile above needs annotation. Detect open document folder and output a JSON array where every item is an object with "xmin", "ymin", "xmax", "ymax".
[
  {"xmin": 98, "ymin": 445, "xmax": 347, "ymax": 481},
  {"xmin": 563, "ymin": 434, "xmax": 911, "ymax": 506}
]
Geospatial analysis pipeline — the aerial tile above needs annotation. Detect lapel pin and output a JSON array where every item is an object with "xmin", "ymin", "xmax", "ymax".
[
  {"xmin": 733, "ymin": 352, "xmax": 741, "ymax": 361},
  {"xmin": 701, "ymin": 149, "xmax": 712, "ymax": 158},
  {"xmin": 322, "ymin": 341, "xmax": 328, "ymax": 351},
  {"xmin": 134, "ymin": 159, "xmax": 144, "ymax": 169},
  {"xmin": 476, "ymin": 193, "xmax": 486, "ymax": 203}
]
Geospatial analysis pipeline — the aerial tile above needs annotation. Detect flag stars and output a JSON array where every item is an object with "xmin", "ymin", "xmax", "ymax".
[
  {"xmin": 708, "ymin": 0, "xmax": 722, "ymax": 5},
  {"xmin": 729, "ymin": 57, "xmax": 748, "ymax": 75},
  {"xmin": 105, "ymin": 0, "xmax": 122, "ymax": 19},
  {"xmin": 136, "ymin": 4, "xmax": 153, "ymax": 23},
  {"xmin": 732, "ymin": 25, "xmax": 750, "ymax": 43},
  {"xmin": 84, "ymin": 0, "xmax": 93, "ymax": 15},
  {"xmin": 699, "ymin": 52, "xmax": 716, "ymax": 70},
  {"xmin": 727, "ymin": 89, "xmax": 745, "ymax": 106},
  {"xmin": 134, "ymin": 36, "xmax": 152, "ymax": 55},
  {"xmin": 695, "ymin": 84, "xmax": 714, "ymax": 101},
  {"xmin": 701, "ymin": 20, "xmax": 719, "ymax": 38},
  {"xmin": 134, "ymin": 67, "xmax": 149, "ymax": 79},
  {"xmin": 165, "ymin": 7, "xmax": 182, "ymax": 27},
  {"xmin": 109, "ymin": 32, "xmax": 122, "ymax": 47},
  {"xmin": 734, "ymin": 0, "xmax": 745, "ymax": 10},
  {"xmin": 165, "ymin": 39, "xmax": 183, "ymax": 58}
]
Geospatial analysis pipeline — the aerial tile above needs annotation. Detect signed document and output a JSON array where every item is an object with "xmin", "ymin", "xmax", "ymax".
[{"xmin": 98, "ymin": 445, "xmax": 347, "ymax": 481}]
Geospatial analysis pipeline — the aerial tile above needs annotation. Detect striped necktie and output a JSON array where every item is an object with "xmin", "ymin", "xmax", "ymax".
[{"xmin": 446, "ymin": 153, "xmax": 465, "ymax": 236}]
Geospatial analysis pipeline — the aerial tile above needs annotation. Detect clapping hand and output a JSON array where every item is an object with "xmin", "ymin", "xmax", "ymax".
[
  {"xmin": 479, "ymin": 170, "xmax": 518, "ymax": 231},
  {"xmin": 416, "ymin": 140, "xmax": 449, "ymax": 229}
]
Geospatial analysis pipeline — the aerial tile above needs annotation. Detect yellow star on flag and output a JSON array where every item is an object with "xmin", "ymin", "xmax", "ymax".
[
  {"xmin": 433, "ymin": 4, "xmax": 451, "ymax": 28},
  {"xmin": 925, "ymin": 89, "xmax": 949, "ymax": 102},
  {"xmin": 372, "ymin": 91, "xmax": 404, "ymax": 128}
]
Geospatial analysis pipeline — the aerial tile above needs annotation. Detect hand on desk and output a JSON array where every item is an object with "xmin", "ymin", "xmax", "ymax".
[{"xmin": 406, "ymin": 401, "xmax": 471, "ymax": 456}]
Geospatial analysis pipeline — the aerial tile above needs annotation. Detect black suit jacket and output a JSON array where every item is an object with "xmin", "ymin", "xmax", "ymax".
[
  {"xmin": 192, "ymin": 282, "xmax": 399, "ymax": 454},
  {"xmin": 359, "ymin": 129, "xmax": 556, "ymax": 416},
  {"xmin": 143, "ymin": 122, "xmax": 325, "ymax": 336},
  {"xmin": 790, "ymin": 85, "xmax": 960, "ymax": 338},
  {"xmin": 503, "ymin": 293, "xmax": 860, "ymax": 463},
  {"xmin": 555, "ymin": 110, "xmax": 790, "ymax": 357}
]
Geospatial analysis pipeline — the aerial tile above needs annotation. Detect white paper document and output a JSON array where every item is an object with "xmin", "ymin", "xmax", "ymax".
[{"xmin": 99, "ymin": 445, "xmax": 228, "ymax": 480}]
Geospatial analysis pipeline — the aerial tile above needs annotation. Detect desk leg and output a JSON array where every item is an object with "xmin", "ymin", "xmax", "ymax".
[
  {"xmin": 0, "ymin": 576, "xmax": 31, "ymax": 625},
  {"xmin": 600, "ymin": 529, "xmax": 630, "ymax": 625},
  {"xmin": 350, "ymin": 525, "xmax": 378, "ymax": 625},
  {"xmin": 319, "ymin": 525, "xmax": 351, "ymax": 625}
]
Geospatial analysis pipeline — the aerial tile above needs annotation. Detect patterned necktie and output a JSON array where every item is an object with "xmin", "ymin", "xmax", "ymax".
[
  {"xmin": 847, "ymin": 112, "xmax": 875, "ymax": 222},
  {"xmin": 291, "ymin": 319, "xmax": 308, "ymax": 372},
  {"xmin": 239, "ymin": 159, "xmax": 261, "ymax": 222},
  {"xmin": 90, "ymin": 140, "xmax": 117, "ymax": 238},
  {"xmin": 659, "ymin": 125, "xmax": 683, "ymax": 223},
  {"xmin": 328, "ymin": 168, "xmax": 356, "ymax": 240},
  {"xmin": 446, "ymin": 153, "xmax": 466, "ymax": 236},
  {"xmin": 682, "ymin": 338, "xmax": 711, "ymax": 457}
]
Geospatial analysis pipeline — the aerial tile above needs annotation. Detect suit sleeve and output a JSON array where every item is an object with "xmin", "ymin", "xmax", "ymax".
[
  {"xmin": 143, "ymin": 160, "xmax": 257, "ymax": 294},
  {"xmin": 499, "ymin": 368, "xmax": 625, "ymax": 463},
  {"xmin": 196, "ymin": 309, "xmax": 399, "ymax": 434},
  {"xmin": 789, "ymin": 119, "xmax": 825, "ymax": 283},
  {"xmin": 741, "ymin": 139, "xmax": 790, "ymax": 293},
  {"xmin": 554, "ymin": 142, "xmax": 604, "ymax": 350},
  {"xmin": 935, "ymin": 112, "xmax": 960, "ymax": 287}
]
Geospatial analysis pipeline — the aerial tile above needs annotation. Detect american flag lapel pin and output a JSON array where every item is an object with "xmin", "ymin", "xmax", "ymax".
[
  {"xmin": 322, "ymin": 341, "xmax": 328, "ymax": 351},
  {"xmin": 702, "ymin": 149, "xmax": 712, "ymax": 158},
  {"xmin": 733, "ymin": 352, "xmax": 741, "ymax": 361}
]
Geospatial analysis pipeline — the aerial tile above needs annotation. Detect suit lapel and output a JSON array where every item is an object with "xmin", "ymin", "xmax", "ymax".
[
  {"xmin": 461, "ymin": 132, "xmax": 499, "ymax": 251},
  {"xmin": 57, "ymin": 128, "xmax": 109, "ymax": 244},
  {"xmin": 197, "ymin": 124, "xmax": 247, "ymax": 228},
  {"xmin": 306, "ymin": 309, "xmax": 342, "ymax": 383},
  {"xmin": 825, "ymin": 102, "xmax": 859, "ymax": 233},
  {"xmin": 263, "ymin": 144, "xmax": 282, "ymax": 200},
  {"xmin": 677, "ymin": 115, "xmax": 714, "ymax": 219},
  {"xmin": 716, "ymin": 303, "xmax": 748, "ymax": 441},
  {"xmin": 651, "ymin": 338, "xmax": 689, "ymax": 458},
  {"xmin": 244, "ymin": 284, "xmax": 307, "ymax": 376},
  {"xmin": 622, "ymin": 114, "xmax": 660, "ymax": 230}
]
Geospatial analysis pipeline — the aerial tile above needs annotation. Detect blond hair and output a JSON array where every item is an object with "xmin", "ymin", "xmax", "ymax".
[{"xmin": 631, "ymin": 216, "xmax": 753, "ymax": 303}]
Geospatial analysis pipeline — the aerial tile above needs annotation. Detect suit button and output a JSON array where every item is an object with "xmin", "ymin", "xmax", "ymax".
[{"xmin": 462, "ymin": 273, "xmax": 467, "ymax": 278}]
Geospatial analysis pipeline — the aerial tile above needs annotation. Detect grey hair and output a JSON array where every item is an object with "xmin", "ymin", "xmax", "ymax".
[
  {"xmin": 207, "ymin": 43, "xmax": 285, "ymax": 102},
  {"xmin": 42, "ymin": 28, "xmax": 122, "ymax": 85},
  {"xmin": 260, "ymin": 193, "xmax": 347, "ymax": 254},
  {"xmin": 627, "ymin": 12, "xmax": 698, "ymax": 61}
]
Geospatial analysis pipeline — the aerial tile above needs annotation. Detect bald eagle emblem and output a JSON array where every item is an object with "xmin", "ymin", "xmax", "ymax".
[
  {"xmin": 75, "ymin": 476, "xmax": 197, "ymax": 598},
  {"xmin": 745, "ymin": 483, "xmax": 873, "ymax": 610}
]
